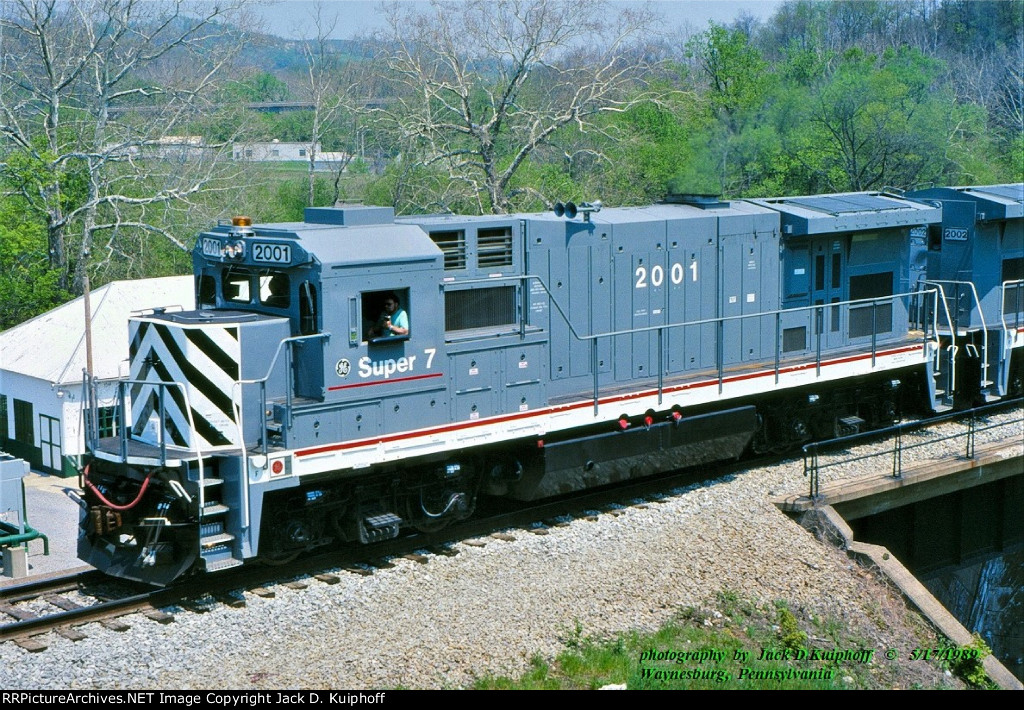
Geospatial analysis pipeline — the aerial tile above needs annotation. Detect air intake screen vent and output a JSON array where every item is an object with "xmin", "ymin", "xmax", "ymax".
[{"xmin": 445, "ymin": 286, "xmax": 516, "ymax": 332}]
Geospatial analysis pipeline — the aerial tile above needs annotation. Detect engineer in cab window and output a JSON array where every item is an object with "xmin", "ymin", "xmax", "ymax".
[{"xmin": 369, "ymin": 292, "xmax": 409, "ymax": 337}]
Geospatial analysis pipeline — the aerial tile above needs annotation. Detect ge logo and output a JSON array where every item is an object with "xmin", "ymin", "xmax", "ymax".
[{"xmin": 335, "ymin": 359, "xmax": 351, "ymax": 378}]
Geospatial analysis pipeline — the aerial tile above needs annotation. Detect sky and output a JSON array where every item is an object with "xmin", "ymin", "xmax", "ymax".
[{"xmin": 251, "ymin": 0, "xmax": 784, "ymax": 40}]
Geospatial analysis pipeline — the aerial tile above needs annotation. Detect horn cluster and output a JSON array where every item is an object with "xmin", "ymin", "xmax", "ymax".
[{"xmin": 553, "ymin": 200, "xmax": 602, "ymax": 222}]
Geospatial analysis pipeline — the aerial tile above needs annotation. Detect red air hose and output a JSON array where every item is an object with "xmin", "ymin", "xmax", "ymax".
[{"xmin": 82, "ymin": 463, "xmax": 154, "ymax": 511}]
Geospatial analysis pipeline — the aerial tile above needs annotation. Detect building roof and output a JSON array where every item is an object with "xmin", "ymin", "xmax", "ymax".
[{"xmin": 0, "ymin": 276, "xmax": 194, "ymax": 385}]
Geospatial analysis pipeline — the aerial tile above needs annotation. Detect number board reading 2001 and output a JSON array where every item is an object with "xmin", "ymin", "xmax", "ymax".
[
  {"xmin": 252, "ymin": 242, "xmax": 292, "ymax": 264},
  {"xmin": 202, "ymin": 238, "xmax": 223, "ymax": 257}
]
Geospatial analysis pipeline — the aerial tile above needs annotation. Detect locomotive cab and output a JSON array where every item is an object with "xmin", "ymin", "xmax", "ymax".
[{"xmin": 80, "ymin": 206, "xmax": 454, "ymax": 580}]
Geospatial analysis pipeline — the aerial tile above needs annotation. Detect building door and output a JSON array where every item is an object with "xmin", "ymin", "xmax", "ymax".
[{"xmin": 39, "ymin": 414, "xmax": 61, "ymax": 473}]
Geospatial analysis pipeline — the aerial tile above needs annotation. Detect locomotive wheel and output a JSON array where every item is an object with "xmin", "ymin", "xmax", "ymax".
[
  {"xmin": 410, "ymin": 488, "xmax": 476, "ymax": 533},
  {"xmin": 260, "ymin": 548, "xmax": 301, "ymax": 566},
  {"xmin": 261, "ymin": 519, "xmax": 314, "ymax": 565},
  {"xmin": 1008, "ymin": 361, "xmax": 1024, "ymax": 397},
  {"xmin": 790, "ymin": 417, "xmax": 809, "ymax": 441},
  {"xmin": 412, "ymin": 515, "xmax": 453, "ymax": 534}
]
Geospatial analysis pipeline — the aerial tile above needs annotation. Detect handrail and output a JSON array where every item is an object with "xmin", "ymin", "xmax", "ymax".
[
  {"xmin": 100, "ymin": 377, "xmax": 208, "ymax": 509},
  {"xmin": 923, "ymin": 281, "xmax": 957, "ymax": 393},
  {"xmin": 446, "ymin": 274, "xmax": 930, "ymax": 345},
  {"xmin": 445, "ymin": 274, "xmax": 938, "ymax": 413},
  {"xmin": 1000, "ymin": 279, "xmax": 1024, "ymax": 333},
  {"xmin": 925, "ymin": 279, "xmax": 989, "ymax": 387},
  {"xmin": 229, "ymin": 332, "xmax": 331, "ymax": 457},
  {"xmin": 81, "ymin": 372, "xmax": 208, "ymax": 509},
  {"xmin": 803, "ymin": 398, "xmax": 1024, "ymax": 499},
  {"xmin": 139, "ymin": 378, "xmax": 205, "ymax": 508}
]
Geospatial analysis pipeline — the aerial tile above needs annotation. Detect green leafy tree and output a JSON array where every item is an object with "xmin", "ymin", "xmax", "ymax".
[
  {"xmin": 680, "ymin": 23, "xmax": 779, "ymax": 196},
  {"xmin": 795, "ymin": 47, "xmax": 987, "ymax": 191},
  {"xmin": 225, "ymin": 72, "xmax": 292, "ymax": 103},
  {"xmin": 0, "ymin": 191, "xmax": 69, "ymax": 330}
]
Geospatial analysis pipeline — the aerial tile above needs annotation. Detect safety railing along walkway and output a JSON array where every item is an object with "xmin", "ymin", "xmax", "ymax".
[
  {"xmin": 802, "ymin": 398, "xmax": 1024, "ymax": 499},
  {"xmin": 448, "ymin": 275, "xmax": 944, "ymax": 415}
]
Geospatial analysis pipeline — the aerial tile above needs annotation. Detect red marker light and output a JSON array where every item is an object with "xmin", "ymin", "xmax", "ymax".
[
  {"xmin": 271, "ymin": 460, "xmax": 284, "ymax": 474},
  {"xmin": 618, "ymin": 417, "xmax": 630, "ymax": 430},
  {"xmin": 643, "ymin": 415, "xmax": 654, "ymax": 427}
]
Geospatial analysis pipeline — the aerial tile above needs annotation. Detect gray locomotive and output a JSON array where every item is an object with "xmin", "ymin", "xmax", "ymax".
[{"xmin": 79, "ymin": 185, "xmax": 1024, "ymax": 585}]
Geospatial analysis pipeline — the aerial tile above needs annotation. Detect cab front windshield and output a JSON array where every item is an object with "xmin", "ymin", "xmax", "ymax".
[{"xmin": 219, "ymin": 267, "xmax": 290, "ymax": 310}]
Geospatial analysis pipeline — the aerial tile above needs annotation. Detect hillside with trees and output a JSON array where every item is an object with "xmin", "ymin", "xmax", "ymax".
[{"xmin": 2, "ymin": 0, "xmax": 1021, "ymax": 329}]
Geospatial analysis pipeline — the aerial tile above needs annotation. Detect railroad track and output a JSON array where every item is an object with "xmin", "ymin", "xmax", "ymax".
[
  {"xmin": 0, "ymin": 571, "xmax": 164, "ymax": 649},
  {"xmin": 2, "ymin": 400, "xmax": 1019, "ymax": 651}
]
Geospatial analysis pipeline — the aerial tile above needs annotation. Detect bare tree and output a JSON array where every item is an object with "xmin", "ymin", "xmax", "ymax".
[
  {"xmin": 0, "ymin": 0, "xmax": 250, "ymax": 292},
  {"xmin": 376, "ymin": 0, "xmax": 663, "ymax": 214},
  {"xmin": 298, "ymin": 2, "xmax": 347, "ymax": 207}
]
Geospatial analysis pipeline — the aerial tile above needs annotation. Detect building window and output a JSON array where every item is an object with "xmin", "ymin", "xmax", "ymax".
[
  {"xmin": 445, "ymin": 286, "xmax": 517, "ymax": 332},
  {"xmin": 0, "ymin": 395, "xmax": 7, "ymax": 442},
  {"xmin": 38, "ymin": 414, "xmax": 61, "ymax": 471},
  {"xmin": 98, "ymin": 406, "xmax": 119, "ymax": 439},
  {"xmin": 298, "ymin": 149, "xmax": 306, "ymax": 157},
  {"xmin": 13, "ymin": 399, "xmax": 33, "ymax": 445}
]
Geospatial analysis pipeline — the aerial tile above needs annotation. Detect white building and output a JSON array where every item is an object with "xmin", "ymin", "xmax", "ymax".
[
  {"xmin": 232, "ymin": 140, "xmax": 351, "ymax": 170},
  {"xmin": 0, "ymin": 277, "xmax": 194, "ymax": 476},
  {"xmin": 233, "ymin": 140, "xmax": 320, "ymax": 162},
  {"xmin": 144, "ymin": 135, "xmax": 211, "ymax": 162}
]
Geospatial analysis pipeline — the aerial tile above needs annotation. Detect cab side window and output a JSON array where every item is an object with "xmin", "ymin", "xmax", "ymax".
[
  {"xmin": 299, "ymin": 281, "xmax": 319, "ymax": 335},
  {"xmin": 198, "ymin": 275, "xmax": 216, "ymax": 308},
  {"xmin": 362, "ymin": 288, "xmax": 411, "ymax": 342}
]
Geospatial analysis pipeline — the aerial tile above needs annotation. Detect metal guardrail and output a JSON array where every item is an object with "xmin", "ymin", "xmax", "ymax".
[
  {"xmin": 802, "ymin": 398, "xmax": 1024, "ymax": 499},
  {"xmin": 230, "ymin": 332, "xmax": 330, "ymax": 455},
  {"xmin": 81, "ymin": 373, "xmax": 208, "ymax": 508},
  {"xmin": 451, "ymin": 274, "xmax": 939, "ymax": 415}
]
